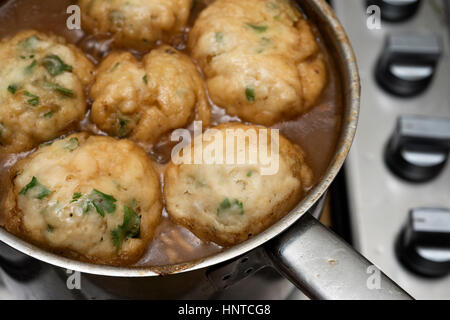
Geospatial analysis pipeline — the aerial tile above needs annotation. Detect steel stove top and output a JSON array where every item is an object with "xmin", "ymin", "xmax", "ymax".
[{"xmin": 334, "ymin": 0, "xmax": 450, "ymax": 300}]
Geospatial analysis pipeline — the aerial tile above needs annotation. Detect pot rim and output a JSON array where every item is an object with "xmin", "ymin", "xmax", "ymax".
[{"xmin": 0, "ymin": 0, "xmax": 360, "ymax": 277}]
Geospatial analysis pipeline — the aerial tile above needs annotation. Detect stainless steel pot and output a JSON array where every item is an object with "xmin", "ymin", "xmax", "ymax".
[{"xmin": 0, "ymin": 0, "xmax": 413, "ymax": 300}]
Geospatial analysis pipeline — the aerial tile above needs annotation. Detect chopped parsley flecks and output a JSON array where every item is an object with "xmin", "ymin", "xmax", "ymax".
[
  {"xmin": 111, "ymin": 205, "xmax": 141, "ymax": 249},
  {"xmin": 215, "ymin": 32, "xmax": 224, "ymax": 43},
  {"xmin": 142, "ymin": 74, "xmax": 148, "ymax": 84},
  {"xmin": 260, "ymin": 37, "xmax": 271, "ymax": 45},
  {"xmin": 71, "ymin": 192, "xmax": 83, "ymax": 202},
  {"xmin": 257, "ymin": 37, "xmax": 272, "ymax": 53},
  {"xmin": 245, "ymin": 86, "xmax": 255, "ymax": 102},
  {"xmin": 24, "ymin": 91, "xmax": 39, "ymax": 106},
  {"xmin": 7, "ymin": 84, "xmax": 19, "ymax": 94},
  {"xmin": 218, "ymin": 198, "xmax": 231, "ymax": 212},
  {"xmin": 24, "ymin": 59, "xmax": 37, "ymax": 74},
  {"xmin": 20, "ymin": 55, "xmax": 35, "ymax": 60},
  {"xmin": 247, "ymin": 171, "xmax": 253, "ymax": 177},
  {"xmin": 64, "ymin": 137, "xmax": 79, "ymax": 151},
  {"xmin": 43, "ymin": 81, "xmax": 75, "ymax": 98},
  {"xmin": 42, "ymin": 55, "xmax": 73, "ymax": 77},
  {"xmin": 246, "ymin": 23, "xmax": 268, "ymax": 33},
  {"xmin": 19, "ymin": 176, "xmax": 52, "ymax": 200},
  {"xmin": 43, "ymin": 111, "xmax": 54, "ymax": 119},
  {"xmin": 81, "ymin": 199, "xmax": 91, "ymax": 213},
  {"xmin": 111, "ymin": 62, "xmax": 120, "ymax": 72},
  {"xmin": 19, "ymin": 35, "xmax": 39, "ymax": 51},
  {"xmin": 88, "ymin": 189, "xmax": 117, "ymax": 217},
  {"xmin": 47, "ymin": 224, "xmax": 54, "ymax": 233},
  {"xmin": 217, "ymin": 198, "xmax": 244, "ymax": 216},
  {"xmin": 118, "ymin": 117, "xmax": 130, "ymax": 138}
]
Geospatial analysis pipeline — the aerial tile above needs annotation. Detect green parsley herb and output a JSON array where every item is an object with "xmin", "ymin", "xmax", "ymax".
[
  {"xmin": 215, "ymin": 32, "xmax": 224, "ymax": 43},
  {"xmin": 218, "ymin": 198, "xmax": 231, "ymax": 211},
  {"xmin": 260, "ymin": 37, "xmax": 271, "ymax": 45},
  {"xmin": 246, "ymin": 23, "xmax": 268, "ymax": 33},
  {"xmin": 24, "ymin": 59, "xmax": 37, "ymax": 74},
  {"xmin": 43, "ymin": 111, "xmax": 54, "ymax": 119},
  {"xmin": 71, "ymin": 192, "xmax": 83, "ymax": 202},
  {"xmin": 245, "ymin": 86, "xmax": 255, "ymax": 102},
  {"xmin": 217, "ymin": 198, "xmax": 244, "ymax": 216},
  {"xmin": 43, "ymin": 81, "xmax": 75, "ymax": 97},
  {"xmin": 64, "ymin": 137, "xmax": 79, "ymax": 151},
  {"xmin": 118, "ymin": 116, "xmax": 130, "ymax": 138},
  {"xmin": 24, "ymin": 91, "xmax": 39, "ymax": 106},
  {"xmin": 19, "ymin": 35, "xmax": 39, "ymax": 51},
  {"xmin": 111, "ymin": 205, "xmax": 141, "ymax": 249},
  {"xmin": 88, "ymin": 189, "xmax": 117, "ymax": 217},
  {"xmin": 42, "ymin": 55, "xmax": 73, "ymax": 77},
  {"xmin": 19, "ymin": 176, "xmax": 52, "ymax": 199},
  {"xmin": 7, "ymin": 84, "xmax": 19, "ymax": 94},
  {"xmin": 111, "ymin": 62, "xmax": 120, "ymax": 72}
]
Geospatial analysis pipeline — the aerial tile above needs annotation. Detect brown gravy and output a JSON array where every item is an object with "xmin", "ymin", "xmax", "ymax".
[{"xmin": 0, "ymin": 0, "xmax": 342, "ymax": 266}]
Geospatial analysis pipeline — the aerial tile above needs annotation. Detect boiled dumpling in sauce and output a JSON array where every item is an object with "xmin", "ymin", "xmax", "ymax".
[
  {"xmin": 3, "ymin": 133, "xmax": 162, "ymax": 266},
  {"xmin": 0, "ymin": 30, "xmax": 94, "ymax": 154},
  {"xmin": 89, "ymin": 45, "xmax": 210, "ymax": 145},
  {"xmin": 188, "ymin": 0, "xmax": 327, "ymax": 126},
  {"xmin": 164, "ymin": 123, "xmax": 313, "ymax": 246},
  {"xmin": 79, "ymin": 0, "xmax": 193, "ymax": 51}
]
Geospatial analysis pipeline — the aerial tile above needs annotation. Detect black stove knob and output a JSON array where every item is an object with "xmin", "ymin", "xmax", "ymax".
[
  {"xmin": 384, "ymin": 115, "xmax": 450, "ymax": 183},
  {"xmin": 367, "ymin": 0, "xmax": 422, "ymax": 22},
  {"xmin": 375, "ymin": 34, "xmax": 441, "ymax": 97},
  {"xmin": 396, "ymin": 208, "xmax": 450, "ymax": 278}
]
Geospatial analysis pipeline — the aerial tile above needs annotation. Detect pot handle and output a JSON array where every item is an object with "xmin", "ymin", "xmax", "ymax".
[{"xmin": 265, "ymin": 212, "xmax": 413, "ymax": 300}]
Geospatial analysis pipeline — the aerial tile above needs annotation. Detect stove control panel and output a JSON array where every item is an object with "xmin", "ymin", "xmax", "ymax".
[
  {"xmin": 367, "ymin": 0, "xmax": 422, "ymax": 22},
  {"xmin": 396, "ymin": 207, "xmax": 450, "ymax": 278},
  {"xmin": 385, "ymin": 115, "xmax": 450, "ymax": 182},
  {"xmin": 375, "ymin": 34, "xmax": 442, "ymax": 97},
  {"xmin": 335, "ymin": 0, "xmax": 450, "ymax": 299}
]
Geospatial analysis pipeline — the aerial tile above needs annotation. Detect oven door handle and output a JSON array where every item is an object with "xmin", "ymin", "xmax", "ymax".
[{"xmin": 264, "ymin": 212, "xmax": 413, "ymax": 300}]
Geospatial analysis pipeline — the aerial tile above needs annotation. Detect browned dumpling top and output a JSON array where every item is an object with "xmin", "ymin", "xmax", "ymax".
[
  {"xmin": 79, "ymin": 0, "xmax": 193, "ymax": 51},
  {"xmin": 164, "ymin": 123, "xmax": 313, "ymax": 246},
  {"xmin": 189, "ymin": 0, "xmax": 327, "ymax": 126},
  {"xmin": 4, "ymin": 133, "xmax": 162, "ymax": 266},
  {"xmin": 0, "ymin": 30, "xmax": 94, "ymax": 154},
  {"xmin": 89, "ymin": 45, "xmax": 210, "ymax": 145}
]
